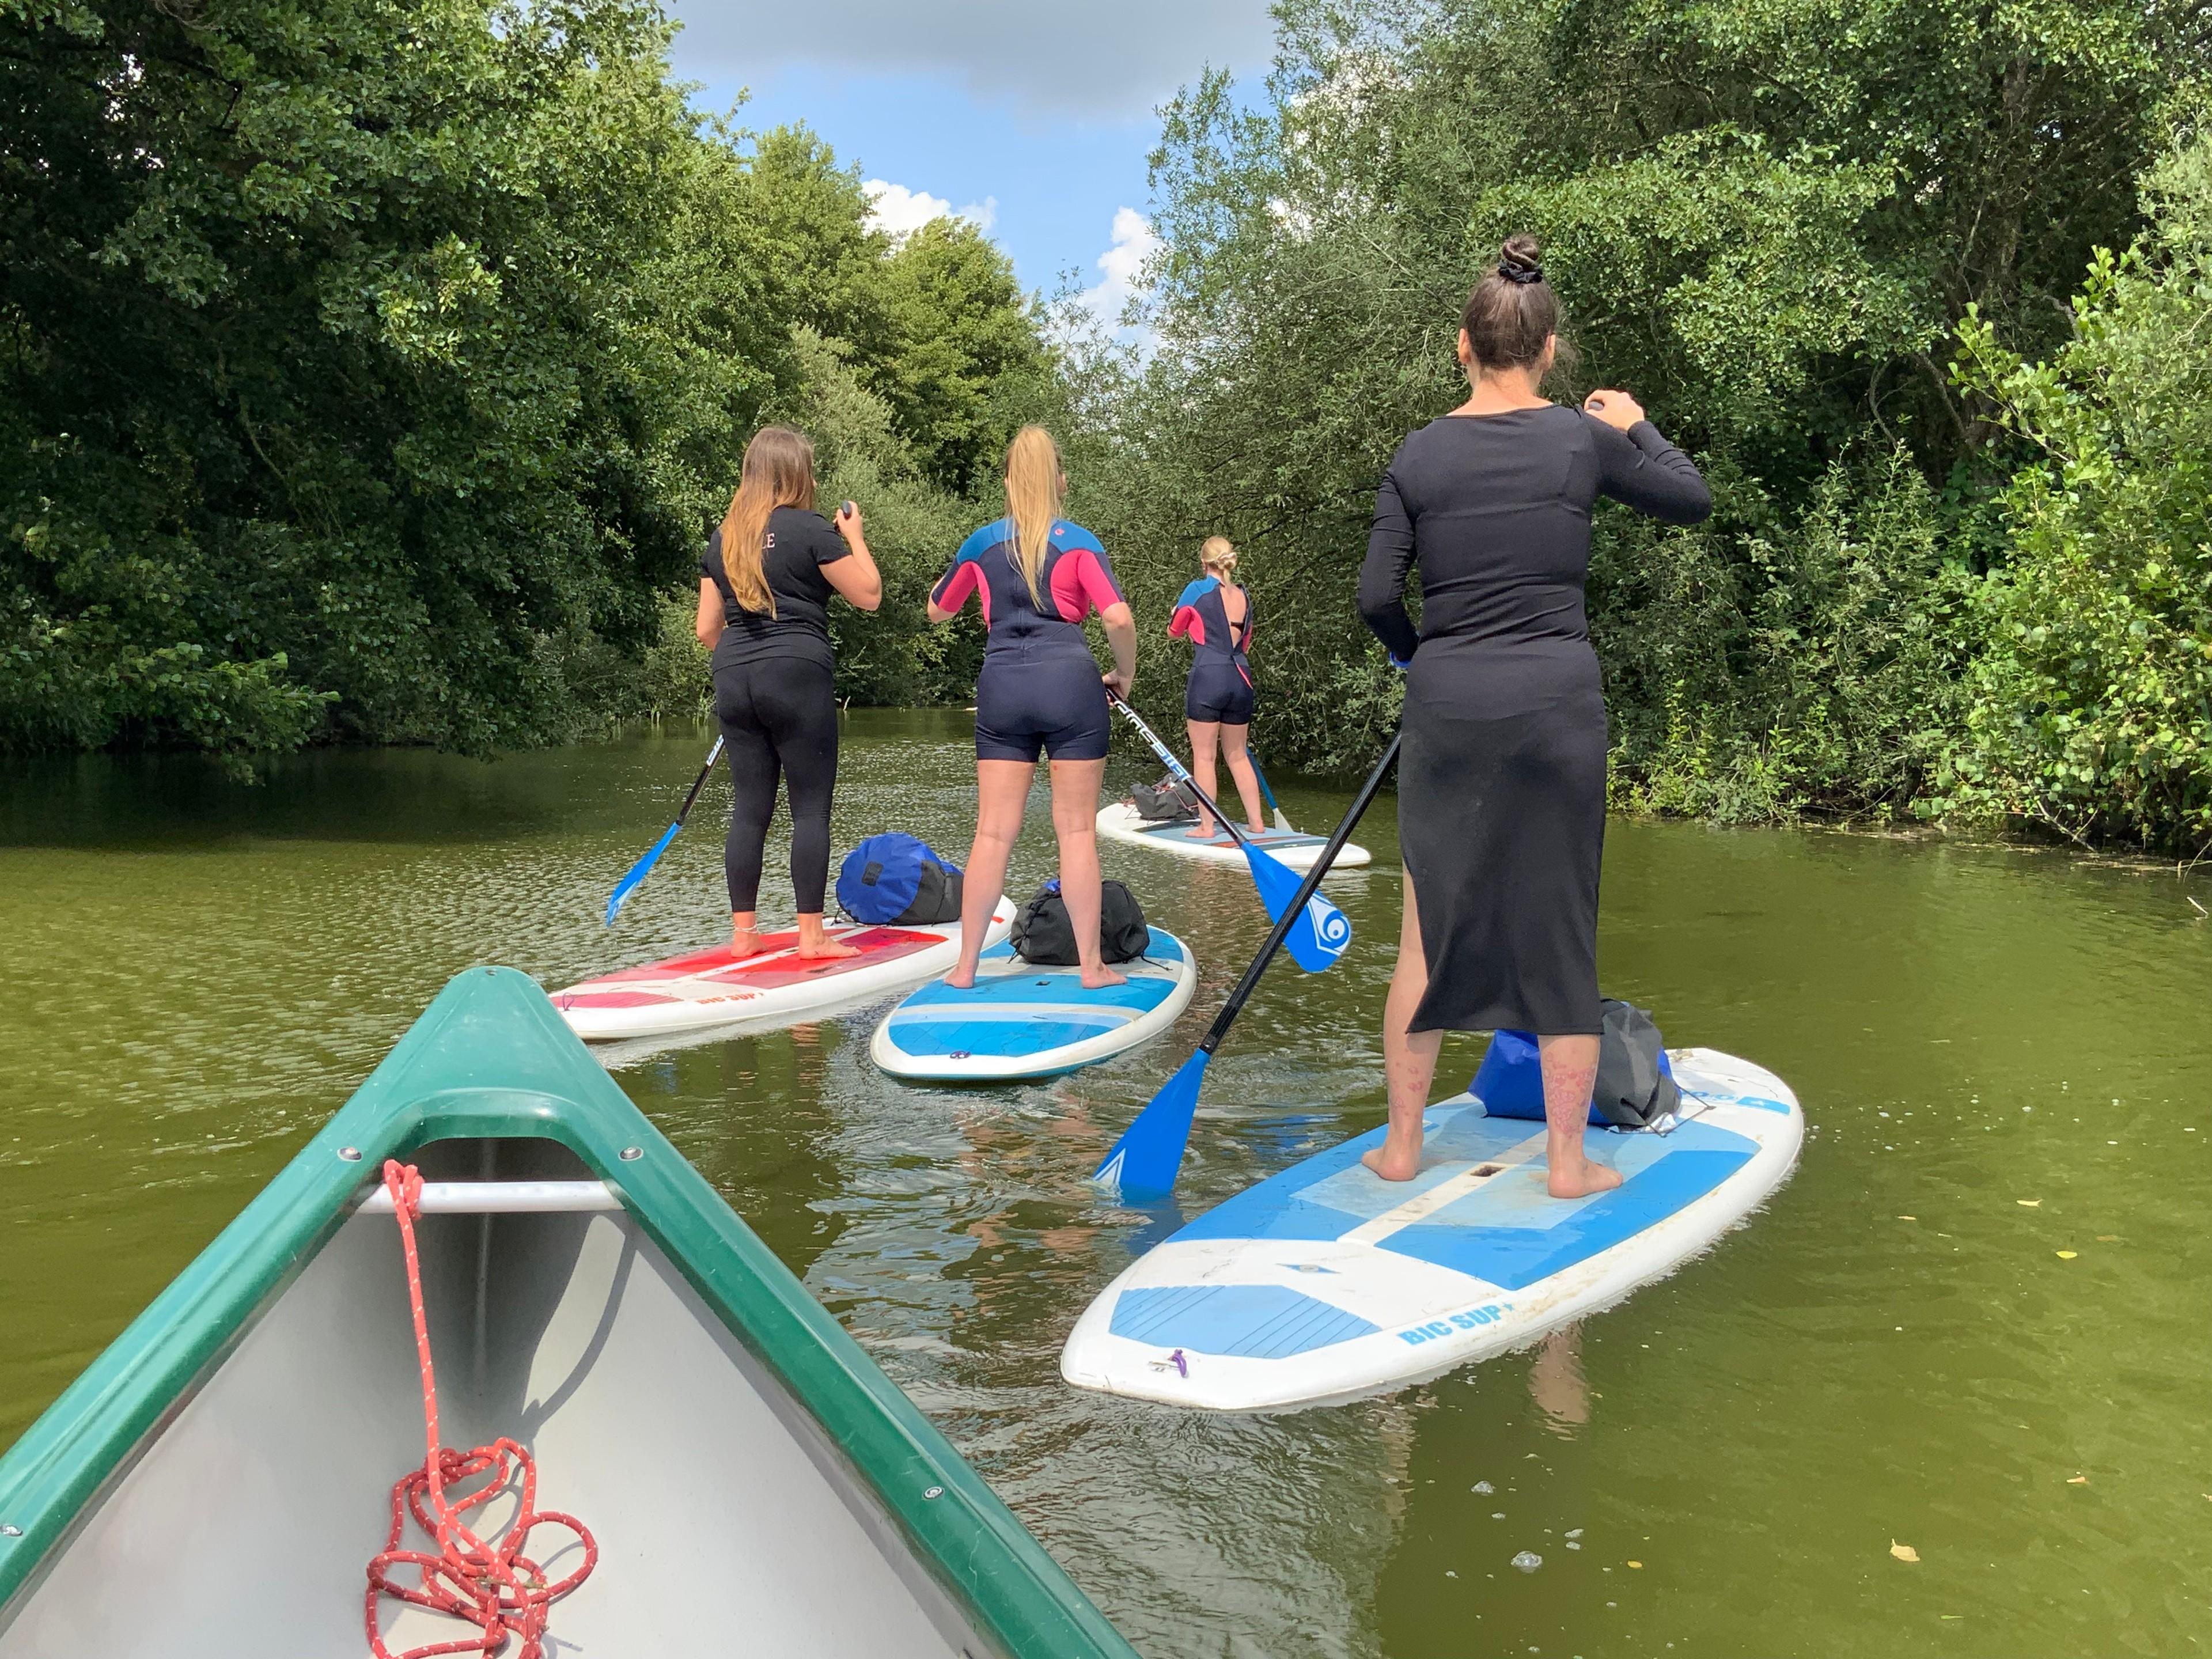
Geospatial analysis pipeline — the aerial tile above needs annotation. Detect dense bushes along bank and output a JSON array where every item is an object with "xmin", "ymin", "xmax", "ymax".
[{"xmin": 6, "ymin": 1, "xmax": 2209, "ymax": 854}]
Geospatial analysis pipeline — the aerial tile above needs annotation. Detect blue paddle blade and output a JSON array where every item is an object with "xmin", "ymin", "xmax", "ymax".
[
  {"xmin": 1240, "ymin": 842, "xmax": 1352, "ymax": 972},
  {"xmin": 1093, "ymin": 1048, "xmax": 1210, "ymax": 1200},
  {"xmin": 605, "ymin": 820, "xmax": 681, "ymax": 926}
]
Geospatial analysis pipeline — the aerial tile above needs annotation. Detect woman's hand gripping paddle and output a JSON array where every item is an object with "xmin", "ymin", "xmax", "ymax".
[
  {"xmin": 604, "ymin": 735, "xmax": 725, "ymax": 926},
  {"xmin": 1105, "ymin": 690, "xmax": 1349, "ymax": 972},
  {"xmin": 1094, "ymin": 732, "xmax": 1402, "ymax": 1199},
  {"xmin": 1247, "ymin": 752, "xmax": 1296, "ymax": 835}
]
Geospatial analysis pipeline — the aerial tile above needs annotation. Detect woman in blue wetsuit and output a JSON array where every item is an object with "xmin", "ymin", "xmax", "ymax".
[
  {"xmin": 1169, "ymin": 536, "xmax": 1267, "ymax": 840},
  {"xmin": 929, "ymin": 425, "xmax": 1138, "ymax": 990}
]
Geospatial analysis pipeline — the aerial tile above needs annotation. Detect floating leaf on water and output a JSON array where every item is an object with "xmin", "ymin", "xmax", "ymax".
[
  {"xmin": 2056, "ymin": 1250, "xmax": 2077, "ymax": 1259},
  {"xmin": 2096, "ymin": 1234, "xmax": 2119, "ymax": 1243},
  {"xmin": 1890, "ymin": 1541, "xmax": 1920, "ymax": 1563},
  {"xmin": 1512, "ymin": 1551, "xmax": 1542, "ymax": 1573},
  {"xmin": 2017, "ymin": 1199, "xmax": 2040, "ymax": 1207},
  {"xmin": 2067, "ymin": 1475, "xmax": 2088, "ymax": 1484},
  {"xmin": 1898, "ymin": 1215, "xmax": 1917, "ymax": 1221},
  {"xmin": 1626, "ymin": 1560, "xmax": 1643, "ymax": 1569}
]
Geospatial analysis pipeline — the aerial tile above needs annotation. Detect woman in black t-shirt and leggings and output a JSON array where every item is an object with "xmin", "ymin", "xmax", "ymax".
[{"xmin": 694, "ymin": 425, "xmax": 882, "ymax": 959}]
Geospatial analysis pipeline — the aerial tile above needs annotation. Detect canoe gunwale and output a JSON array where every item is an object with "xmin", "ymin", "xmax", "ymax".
[{"xmin": 0, "ymin": 967, "xmax": 1139, "ymax": 1659}]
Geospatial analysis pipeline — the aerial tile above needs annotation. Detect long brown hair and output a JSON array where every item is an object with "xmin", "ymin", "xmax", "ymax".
[
  {"xmin": 1003, "ymin": 425, "xmax": 1063, "ymax": 606},
  {"xmin": 718, "ymin": 426, "xmax": 817, "ymax": 616},
  {"xmin": 1461, "ymin": 234, "xmax": 1569, "ymax": 378}
]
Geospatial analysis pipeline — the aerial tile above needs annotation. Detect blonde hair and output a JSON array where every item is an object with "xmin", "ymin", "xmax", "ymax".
[
  {"xmin": 1003, "ymin": 425, "xmax": 1064, "ymax": 606},
  {"xmin": 718, "ymin": 426, "xmax": 817, "ymax": 616},
  {"xmin": 1200, "ymin": 535, "xmax": 1238, "ymax": 576}
]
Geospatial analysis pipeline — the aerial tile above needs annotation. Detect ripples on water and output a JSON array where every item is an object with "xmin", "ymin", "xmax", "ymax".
[{"xmin": 5, "ymin": 712, "xmax": 2210, "ymax": 1658}]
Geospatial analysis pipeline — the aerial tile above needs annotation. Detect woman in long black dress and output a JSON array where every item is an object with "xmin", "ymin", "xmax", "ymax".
[{"xmin": 1357, "ymin": 236, "xmax": 1710, "ymax": 1196}]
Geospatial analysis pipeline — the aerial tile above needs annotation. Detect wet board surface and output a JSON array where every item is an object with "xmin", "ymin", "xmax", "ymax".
[
  {"xmin": 552, "ymin": 899, "xmax": 1014, "ymax": 1043},
  {"xmin": 1061, "ymin": 1047, "xmax": 1802, "ymax": 1411},
  {"xmin": 1095, "ymin": 804, "xmax": 1372, "ymax": 873},
  {"xmin": 871, "ymin": 929, "xmax": 1197, "ymax": 1082}
]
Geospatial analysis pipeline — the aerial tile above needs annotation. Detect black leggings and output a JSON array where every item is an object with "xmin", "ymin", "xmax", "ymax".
[{"xmin": 712, "ymin": 655, "xmax": 839, "ymax": 915}]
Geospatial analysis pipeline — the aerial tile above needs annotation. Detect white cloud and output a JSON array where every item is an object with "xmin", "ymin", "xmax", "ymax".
[
  {"xmin": 1081, "ymin": 206, "xmax": 1160, "ymax": 329},
  {"xmin": 668, "ymin": 0, "xmax": 1273, "ymax": 116},
  {"xmin": 862, "ymin": 180, "xmax": 998, "ymax": 240}
]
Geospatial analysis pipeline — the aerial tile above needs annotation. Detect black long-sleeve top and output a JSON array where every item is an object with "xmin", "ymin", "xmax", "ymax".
[{"xmin": 1358, "ymin": 407, "xmax": 1710, "ymax": 664}]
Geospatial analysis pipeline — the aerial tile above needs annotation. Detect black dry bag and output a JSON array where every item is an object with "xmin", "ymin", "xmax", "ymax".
[
  {"xmin": 1012, "ymin": 880, "xmax": 1152, "ymax": 965},
  {"xmin": 1127, "ymin": 774, "xmax": 1199, "ymax": 823}
]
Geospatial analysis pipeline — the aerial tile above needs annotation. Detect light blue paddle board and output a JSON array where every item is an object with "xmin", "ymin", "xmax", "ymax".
[
  {"xmin": 1062, "ymin": 1047, "xmax": 1802, "ymax": 1410},
  {"xmin": 1095, "ymin": 804, "xmax": 1372, "ymax": 872},
  {"xmin": 870, "ymin": 928, "xmax": 1198, "ymax": 1082}
]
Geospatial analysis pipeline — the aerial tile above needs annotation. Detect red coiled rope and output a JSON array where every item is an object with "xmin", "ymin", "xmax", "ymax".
[{"xmin": 366, "ymin": 1160, "xmax": 597, "ymax": 1659}]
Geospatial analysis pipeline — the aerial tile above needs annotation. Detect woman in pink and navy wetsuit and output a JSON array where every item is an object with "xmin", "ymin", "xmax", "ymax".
[
  {"xmin": 1169, "ymin": 535, "xmax": 1267, "ymax": 840},
  {"xmin": 928, "ymin": 425, "xmax": 1137, "ymax": 990}
]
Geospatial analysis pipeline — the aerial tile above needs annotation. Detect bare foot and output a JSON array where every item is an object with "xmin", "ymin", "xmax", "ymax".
[
  {"xmin": 1079, "ymin": 964, "xmax": 1128, "ymax": 990},
  {"xmin": 1184, "ymin": 824, "xmax": 1222, "ymax": 841},
  {"xmin": 1547, "ymin": 1158, "xmax": 1623, "ymax": 1200},
  {"xmin": 1362, "ymin": 1140, "xmax": 1423, "ymax": 1181},
  {"xmin": 729, "ymin": 930, "xmax": 769, "ymax": 959},
  {"xmin": 797, "ymin": 938, "xmax": 859, "ymax": 959},
  {"xmin": 943, "ymin": 969, "xmax": 977, "ymax": 990}
]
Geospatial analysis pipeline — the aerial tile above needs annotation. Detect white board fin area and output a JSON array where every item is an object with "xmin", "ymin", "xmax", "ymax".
[
  {"xmin": 1094, "ymin": 804, "xmax": 1372, "ymax": 873},
  {"xmin": 870, "ymin": 929, "xmax": 1197, "ymax": 1083},
  {"xmin": 1061, "ymin": 1047, "xmax": 1802, "ymax": 1411}
]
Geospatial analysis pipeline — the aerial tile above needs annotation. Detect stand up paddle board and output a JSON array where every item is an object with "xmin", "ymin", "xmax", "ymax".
[
  {"xmin": 871, "ymin": 929, "xmax": 1198, "ymax": 1082},
  {"xmin": 1096, "ymin": 803, "xmax": 1371, "ymax": 872},
  {"xmin": 1062, "ymin": 1047, "xmax": 1802, "ymax": 1411},
  {"xmin": 552, "ymin": 899, "xmax": 1016, "ymax": 1043}
]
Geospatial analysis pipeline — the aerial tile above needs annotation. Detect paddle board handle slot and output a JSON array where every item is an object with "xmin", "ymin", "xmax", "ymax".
[
  {"xmin": 1473, "ymin": 1164, "xmax": 1502, "ymax": 1177},
  {"xmin": 358, "ymin": 1180, "xmax": 622, "ymax": 1215}
]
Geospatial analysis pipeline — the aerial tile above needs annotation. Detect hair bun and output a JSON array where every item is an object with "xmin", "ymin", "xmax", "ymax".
[{"xmin": 1497, "ymin": 234, "xmax": 1544, "ymax": 285}]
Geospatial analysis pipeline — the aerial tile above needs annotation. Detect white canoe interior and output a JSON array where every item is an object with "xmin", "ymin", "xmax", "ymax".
[{"xmin": 0, "ymin": 1139, "xmax": 994, "ymax": 1658}]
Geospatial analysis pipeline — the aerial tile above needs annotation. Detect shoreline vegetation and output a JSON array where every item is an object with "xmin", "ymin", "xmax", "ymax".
[{"xmin": 5, "ymin": 1, "xmax": 2209, "ymax": 857}]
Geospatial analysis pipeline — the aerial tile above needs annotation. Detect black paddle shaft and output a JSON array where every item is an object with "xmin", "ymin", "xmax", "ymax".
[
  {"xmin": 1105, "ymin": 688, "xmax": 1259, "ymax": 853},
  {"xmin": 1198, "ymin": 732, "xmax": 1402, "ymax": 1058},
  {"xmin": 675, "ymin": 735, "xmax": 726, "ymax": 824}
]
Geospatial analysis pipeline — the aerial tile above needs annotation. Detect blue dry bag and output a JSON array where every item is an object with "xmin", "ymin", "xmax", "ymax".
[
  {"xmin": 1469, "ymin": 1000, "xmax": 1680, "ymax": 1128},
  {"xmin": 835, "ymin": 834, "xmax": 964, "ymax": 926}
]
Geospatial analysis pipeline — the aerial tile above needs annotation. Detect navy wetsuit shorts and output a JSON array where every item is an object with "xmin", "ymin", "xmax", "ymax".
[
  {"xmin": 974, "ymin": 643, "xmax": 1111, "ymax": 762},
  {"xmin": 1185, "ymin": 661, "xmax": 1255, "ymax": 725}
]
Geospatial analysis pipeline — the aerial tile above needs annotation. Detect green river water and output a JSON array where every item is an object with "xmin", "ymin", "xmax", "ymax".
[{"xmin": 3, "ymin": 710, "xmax": 2209, "ymax": 1657}]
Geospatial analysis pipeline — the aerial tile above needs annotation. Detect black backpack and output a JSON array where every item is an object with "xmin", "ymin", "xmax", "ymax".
[
  {"xmin": 1012, "ymin": 881, "xmax": 1152, "ymax": 965},
  {"xmin": 1127, "ymin": 775, "xmax": 1199, "ymax": 822}
]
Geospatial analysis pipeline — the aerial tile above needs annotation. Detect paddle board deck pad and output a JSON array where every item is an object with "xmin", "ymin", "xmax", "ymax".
[
  {"xmin": 872, "ymin": 929, "xmax": 1197, "ymax": 1082},
  {"xmin": 1061, "ymin": 1047, "xmax": 1801, "ymax": 1411},
  {"xmin": 1096, "ymin": 804, "xmax": 1372, "ymax": 873},
  {"xmin": 552, "ymin": 900, "xmax": 1015, "ymax": 1042}
]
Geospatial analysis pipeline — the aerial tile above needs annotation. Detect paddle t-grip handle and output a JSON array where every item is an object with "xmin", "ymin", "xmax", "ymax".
[{"xmin": 1199, "ymin": 730, "xmax": 1401, "ymax": 1054}]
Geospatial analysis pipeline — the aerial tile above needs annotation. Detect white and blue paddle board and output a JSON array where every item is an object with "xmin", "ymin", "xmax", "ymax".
[
  {"xmin": 870, "ymin": 928, "xmax": 1198, "ymax": 1082},
  {"xmin": 1096, "ymin": 803, "xmax": 1372, "ymax": 873},
  {"xmin": 1062, "ymin": 1047, "xmax": 1802, "ymax": 1410}
]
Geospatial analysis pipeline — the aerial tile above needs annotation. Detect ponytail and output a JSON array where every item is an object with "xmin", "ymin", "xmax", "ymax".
[
  {"xmin": 1003, "ymin": 425, "xmax": 1064, "ymax": 606},
  {"xmin": 718, "ymin": 426, "xmax": 818, "ymax": 618}
]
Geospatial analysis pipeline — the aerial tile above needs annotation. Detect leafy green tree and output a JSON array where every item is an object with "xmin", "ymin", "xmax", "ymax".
[{"xmin": 1941, "ymin": 137, "xmax": 2212, "ymax": 854}]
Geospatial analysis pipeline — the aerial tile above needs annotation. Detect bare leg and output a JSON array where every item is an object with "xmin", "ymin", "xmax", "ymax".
[
  {"xmin": 729, "ymin": 911, "xmax": 767, "ymax": 957},
  {"xmin": 947, "ymin": 758, "xmax": 1035, "ymax": 988},
  {"xmin": 794, "ymin": 914, "xmax": 857, "ymax": 958},
  {"xmin": 1365, "ymin": 870, "xmax": 1441, "ymax": 1181},
  {"xmin": 1185, "ymin": 719, "xmax": 1224, "ymax": 838},
  {"xmin": 1528, "ymin": 1325, "xmax": 1591, "ymax": 1429},
  {"xmin": 1218, "ymin": 722, "xmax": 1267, "ymax": 835},
  {"xmin": 1540, "ymin": 1033, "xmax": 1622, "ymax": 1198},
  {"xmin": 1050, "ymin": 756, "xmax": 1125, "ymax": 988}
]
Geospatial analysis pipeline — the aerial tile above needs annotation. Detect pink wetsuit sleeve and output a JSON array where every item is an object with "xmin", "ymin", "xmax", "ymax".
[
  {"xmin": 1169, "ymin": 606, "xmax": 1202, "ymax": 643},
  {"xmin": 932, "ymin": 559, "xmax": 983, "ymax": 615},
  {"xmin": 1050, "ymin": 547, "xmax": 1123, "ymax": 621}
]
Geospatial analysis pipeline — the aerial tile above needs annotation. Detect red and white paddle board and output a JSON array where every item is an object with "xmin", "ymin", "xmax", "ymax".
[{"xmin": 552, "ymin": 899, "xmax": 1016, "ymax": 1042}]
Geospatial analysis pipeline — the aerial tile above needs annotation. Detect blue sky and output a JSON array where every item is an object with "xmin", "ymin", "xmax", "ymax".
[{"xmin": 664, "ymin": 1, "xmax": 1277, "ymax": 316}]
